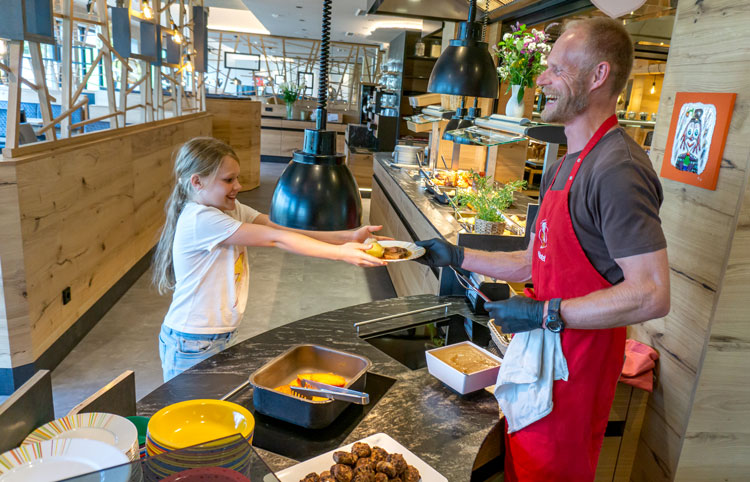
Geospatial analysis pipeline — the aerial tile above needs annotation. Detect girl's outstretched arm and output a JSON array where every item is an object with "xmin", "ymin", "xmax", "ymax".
[
  {"xmin": 222, "ymin": 222, "xmax": 386, "ymax": 267},
  {"xmin": 252, "ymin": 214, "xmax": 390, "ymax": 245}
]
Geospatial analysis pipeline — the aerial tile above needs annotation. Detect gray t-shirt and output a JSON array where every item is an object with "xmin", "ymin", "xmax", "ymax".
[{"xmin": 532, "ymin": 128, "xmax": 666, "ymax": 285}]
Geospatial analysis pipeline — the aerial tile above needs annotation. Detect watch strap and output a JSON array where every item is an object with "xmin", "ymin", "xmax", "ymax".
[{"xmin": 546, "ymin": 298, "xmax": 563, "ymax": 332}]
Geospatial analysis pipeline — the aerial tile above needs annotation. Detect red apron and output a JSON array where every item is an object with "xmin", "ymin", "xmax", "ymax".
[{"xmin": 504, "ymin": 115, "xmax": 626, "ymax": 481}]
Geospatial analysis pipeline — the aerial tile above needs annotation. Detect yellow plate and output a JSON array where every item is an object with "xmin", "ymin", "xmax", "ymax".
[{"xmin": 147, "ymin": 399, "xmax": 254, "ymax": 449}]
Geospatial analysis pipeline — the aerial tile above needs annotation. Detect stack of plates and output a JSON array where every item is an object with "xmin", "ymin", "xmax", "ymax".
[
  {"xmin": 0, "ymin": 439, "xmax": 131, "ymax": 482},
  {"xmin": 145, "ymin": 399, "xmax": 255, "ymax": 479},
  {"xmin": 22, "ymin": 412, "xmax": 140, "ymax": 461}
]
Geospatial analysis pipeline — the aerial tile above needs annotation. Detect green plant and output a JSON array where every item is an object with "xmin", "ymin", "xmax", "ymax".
[
  {"xmin": 455, "ymin": 171, "xmax": 526, "ymax": 223},
  {"xmin": 494, "ymin": 23, "xmax": 550, "ymax": 103},
  {"xmin": 279, "ymin": 82, "xmax": 304, "ymax": 105}
]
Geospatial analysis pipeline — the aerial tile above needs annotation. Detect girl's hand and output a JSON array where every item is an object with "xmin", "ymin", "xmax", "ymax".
[
  {"xmin": 350, "ymin": 225, "xmax": 392, "ymax": 243},
  {"xmin": 338, "ymin": 242, "xmax": 387, "ymax": 267}
]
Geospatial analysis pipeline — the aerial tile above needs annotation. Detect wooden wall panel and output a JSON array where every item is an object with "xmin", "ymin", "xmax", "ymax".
[
  {"xmin": 0, "ymin": 114, "xmax": 212, "ymax": 366},
  {"xmin": 206, "ymin": 98, "xmax": 261, "ymax": 191},
  {"xmin": 628, "ymin": 0, "xmax": 750, "ymax": 479}
]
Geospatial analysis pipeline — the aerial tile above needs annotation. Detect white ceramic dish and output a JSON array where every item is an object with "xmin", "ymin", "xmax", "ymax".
[
  {"xmin": 0, "ymin": 438, "xmax": 130, "ymax": 482},
  {"xmin": 426, "ymin": 341, "xmax": 503, "ymax": 394},
  {"xmin": 375, "ymin": 240, "xmax": 425, "ymax": 263},
  {"xmin": 271, "ymin": 432, "xmax": 447, "ymax": 482},
  {"xmin": 23, "ymin": 412, "xmax": 139, "ymax": 461}
]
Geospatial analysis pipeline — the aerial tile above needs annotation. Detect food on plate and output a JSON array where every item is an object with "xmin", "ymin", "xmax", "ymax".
[
  {"xmin": 274, "ymin": 372, "xmax": 347, "ymax": 401},
  {"xmin": 365, "ymin": 240, "xmax": 385, "ymax": 258},
  {"xmin": 431, "ymin": 343, "xmax": 501, "ymax": 375},
  {"xmin": 298, "ymin": 442, "xmax": 421, "ymax": 482},
  {"xmin": 331, "ymin": 463, "xmax": 354, "ymax": 481},
  {"xmin": 334, "ymin": 451, "xmax": 358, "ymax": 465},
  {"xmin": 382, "ymin": 246, "xmax": 410, "ymax": 260}
]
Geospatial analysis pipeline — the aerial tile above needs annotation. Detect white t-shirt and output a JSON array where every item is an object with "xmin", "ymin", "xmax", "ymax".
[{"xmin": 163, "ymin": 201, "xmax": 260, "ymax": 334}]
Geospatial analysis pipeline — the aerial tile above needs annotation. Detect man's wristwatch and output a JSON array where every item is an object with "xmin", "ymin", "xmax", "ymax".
[{"xmin": 545, "ymin": 298, "xmax": 564, "ymax": 333}]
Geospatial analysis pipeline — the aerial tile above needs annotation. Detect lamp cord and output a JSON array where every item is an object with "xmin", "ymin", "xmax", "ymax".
[
  {"xmin": 316, "ymin": 0, "xmax": 332, "ymax": 130},
  {"xmin": 482, "ymin": 0, "xmax": 489, "ymax": 41},
  {"xmin": 468, "ymin": 0, "xmax": 477, "ymax": 23}
]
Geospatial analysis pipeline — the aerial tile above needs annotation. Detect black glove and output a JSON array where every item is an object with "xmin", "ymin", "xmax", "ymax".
[
  {"xmin": 485, "ymin": 296, "xmax": 545, "ymax": 334},
  {"xmin": 415, "ymin": 238, "xmax": 464, "ymax": 268}
]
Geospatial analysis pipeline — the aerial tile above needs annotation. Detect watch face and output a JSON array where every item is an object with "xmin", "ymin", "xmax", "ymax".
[{"xmin": 547, "ymin": 317, "xmax": 563, "ymax": 333}]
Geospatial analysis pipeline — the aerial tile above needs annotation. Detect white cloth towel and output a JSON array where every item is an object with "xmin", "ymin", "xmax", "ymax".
[{"xmin": 494, "ymin": 328, "xmax": 569, "ymax": 433}]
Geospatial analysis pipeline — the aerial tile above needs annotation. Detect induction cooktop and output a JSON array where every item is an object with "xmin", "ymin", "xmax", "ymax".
[{"xmin": 360, "ymin": 314, "xmax": 493, "ymax": 370}]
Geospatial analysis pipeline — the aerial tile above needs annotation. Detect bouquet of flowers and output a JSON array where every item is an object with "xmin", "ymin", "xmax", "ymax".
[
  {"xmin": 495, "ymin": 23, "xmax": 551, "ymax": 104},
  {"xmin": 279, "ymin": 82, "xmax": 304, "ymax": 105}
]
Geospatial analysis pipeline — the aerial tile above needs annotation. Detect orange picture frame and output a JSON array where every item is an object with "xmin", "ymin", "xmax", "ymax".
[{"xmin": 660, "ymin": 92, "xmax": 736, "ymax": 190}]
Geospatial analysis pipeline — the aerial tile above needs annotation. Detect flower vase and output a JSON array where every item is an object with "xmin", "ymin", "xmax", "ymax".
[
  {"xmin": 505, "ymin": 84, "xmax": 525, "ymax": 119},
  {"xmin": 286, "ymin": 103, "xmax": 294, "ymax": 119}
]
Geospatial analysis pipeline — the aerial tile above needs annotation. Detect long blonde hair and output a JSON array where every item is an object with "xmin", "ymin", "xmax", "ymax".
[{"xmin": 152, "ymin": 137, "xmax": 239, "ymax": 294}]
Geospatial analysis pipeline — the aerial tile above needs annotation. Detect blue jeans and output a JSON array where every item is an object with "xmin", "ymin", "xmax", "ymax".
[{"xmin": 159, "ymin": 325, "xmax": 237, "ymax": 382}]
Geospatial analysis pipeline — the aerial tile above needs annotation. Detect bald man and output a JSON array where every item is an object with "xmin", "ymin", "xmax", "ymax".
[{"xmin": 417, "ymin": 18, "xmax": 669, "ymax": 481}]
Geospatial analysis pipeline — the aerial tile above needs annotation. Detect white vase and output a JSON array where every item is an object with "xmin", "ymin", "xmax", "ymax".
[{"xmin": 505, "ymin": 84, "xmax": 525, "ymax": 119}]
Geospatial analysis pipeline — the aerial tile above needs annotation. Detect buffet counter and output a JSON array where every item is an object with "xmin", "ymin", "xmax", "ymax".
[
  {"xmin": 137, "ymin": 295, "xmax": 502, "ymax": 481},
  {"xmin": 136, "ymin": 294, "xmax": 643, "ymax": 481},
  {"xmin": 369, "ymin": 153, "xmax": 535, "ymax": 297}
]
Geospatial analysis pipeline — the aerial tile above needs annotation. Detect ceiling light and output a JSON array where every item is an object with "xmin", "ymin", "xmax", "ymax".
[
  {"xmin": 428, "ymin": 0, "xmax": 498, "ymax": 98},
  {"xmin": 650, "ymin": 78, "xmax": 656, "ymax": 95},
  {"xmin": 141, "ymin": 0, "xmax": 153, "ymax": 19},
  {"xmin": 270, "ymin": 0, "xmax": 362, "ymax": 230},
  {"xmin": 171, "ymin": 22, "xmax": 182, "ymax": 44}
]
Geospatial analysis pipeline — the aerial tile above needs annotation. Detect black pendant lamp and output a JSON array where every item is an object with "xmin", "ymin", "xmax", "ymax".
[
  {"xmin": 427, "ymin": 0, "xmax": 498, "ymax": 99},
  {"xmin": 269, "ymin": 0, "xmax": 362, "ymax": 230}
]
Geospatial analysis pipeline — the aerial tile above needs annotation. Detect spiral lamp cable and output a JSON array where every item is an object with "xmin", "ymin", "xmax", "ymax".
[
  {"xmin": 316, "ymin": 0, "xmax": 332, "ymax": 130},
  {"xmin": 482, "ymin": 0, "xmax": 489, "ymax": 41}
]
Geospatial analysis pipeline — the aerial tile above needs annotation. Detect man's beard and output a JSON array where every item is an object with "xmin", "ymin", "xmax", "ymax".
[{"xmin": 541, "ymin": 79, "xmax": 590, "ymax": 123}]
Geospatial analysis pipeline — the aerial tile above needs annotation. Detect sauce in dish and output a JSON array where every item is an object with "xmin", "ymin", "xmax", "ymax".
[{"xmin": 432, "ymin": 344, "xmax": 500, "ymax": 374}]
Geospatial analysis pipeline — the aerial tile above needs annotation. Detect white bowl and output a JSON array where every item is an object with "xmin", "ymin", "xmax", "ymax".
[{"xmin": 426, "ymin": 341, "xmax": 503, "ymax": 394}]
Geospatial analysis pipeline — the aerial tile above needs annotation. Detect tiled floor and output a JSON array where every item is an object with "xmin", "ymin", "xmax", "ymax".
[{"xmin": 49, "ymin": 162, "xmax": 396, "ymax": 416}]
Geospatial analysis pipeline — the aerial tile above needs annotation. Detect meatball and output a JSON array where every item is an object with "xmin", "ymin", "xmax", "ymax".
[
  {"xmin": 373, "ymin": 474, "xmax": 388, "ymax": 482},
  {"xmin": 370, "ymin": 446, "xmax": 388, "ymax": 463},
  {"xmin": 300, "ymin": 473, "xmax": 319, "ymax": 482},
  {"xmin": 375, "ymin": 461, "xmax": 397, "ymax": 478},
  {"xmin": 319, "ymin": 472, "xmax": 336, "ymax": 482},
  {"xmin": 390, "ymin": 478, "xmax": 403, "ymax": 482},
  {"xmin": 333, "ymin": 451, "xmax": 358, "ymax": 466},
  {"xmin": 355, "ymin": 457, "xmax": 375, "ymax": 471},
  {"xmin": 402, "ymin": 465, "xmax": 420, "ymax": 482},
  {"xmin": 351, "ymin": 442, "xmax": 372, "ymax": 458},
  {"xmin": 386, "ymin": 453, "xmax": 407, "ymax": 475},
  {"xmin": 331, "ymin": 463, "xmax": 354, "ymax": 482},
  {"xmin": 352, "ymin": 472, "xmax": 375, "ymax": 482}
]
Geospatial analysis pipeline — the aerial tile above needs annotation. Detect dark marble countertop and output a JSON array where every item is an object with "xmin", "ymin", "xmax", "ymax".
[
  {"xmin": 137, "ymin": 295, "xmax": 500, "ymax": 481},
  {"xmin": 373, "ymin": 152, "xmax": 535, "ymax": 245}
]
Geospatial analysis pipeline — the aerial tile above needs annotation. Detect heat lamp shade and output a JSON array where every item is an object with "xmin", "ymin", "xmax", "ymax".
[
  {"xmin": 428, "ymin": 39, "xmax": 499, "ymax": 99},
  {"xmin": 269, "ymin": 151, "xmax": 363, "ymax": 231}
]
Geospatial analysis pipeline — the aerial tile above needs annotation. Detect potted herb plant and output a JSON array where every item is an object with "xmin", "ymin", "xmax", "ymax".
[
  {"xmin": 455, "ymin": 171, "xmax": 526, "ymax": 235},
  {"xmin": 279, "ymin": 82, "xmax": 304, "ymax": 119},
  {"xmin": 494, "ymin": 23, "xmax": 550, "ymax": 118}
]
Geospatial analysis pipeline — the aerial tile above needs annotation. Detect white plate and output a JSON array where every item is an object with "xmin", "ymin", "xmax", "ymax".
[
  {"xmin": 23, "ymin": 412, "xmax": 138, "ymax": 459},
  {"xmin": 376, "ymin": 240, "xmax": 425, "ymax": 263},
  {"xmin": 273, "ymin": 432, "xmax": 447, "ymax": 482},
  {"xmin": 0, "ymin": 438, "xmax": 130, "ymax": 482}
]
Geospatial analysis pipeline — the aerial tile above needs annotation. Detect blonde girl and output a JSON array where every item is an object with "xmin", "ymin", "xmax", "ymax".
[{"xmin": 153, "ymin": 137, "xmax": 385, "ymax": 381}]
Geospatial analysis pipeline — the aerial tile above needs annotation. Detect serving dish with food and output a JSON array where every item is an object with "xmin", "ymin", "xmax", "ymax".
[
  {"xmin": 249, "ymin": 345, "xmax": 372, "ymax": 429},
  {"xmin": 426, "ymin": 341, "xmax": 503, "ymax": 395},
  {"xmin": 365, "ymin": 240, "xmax": 425, "ymax": 262},
  {"xmin": 271, "ymin": 433, "xmax": 447, "ymax": 482}
]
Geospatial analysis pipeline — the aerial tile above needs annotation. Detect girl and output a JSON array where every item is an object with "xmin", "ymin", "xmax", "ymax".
[{"xmin": 152, "ymin": 137, "xmax": 385, "ymax": 381}]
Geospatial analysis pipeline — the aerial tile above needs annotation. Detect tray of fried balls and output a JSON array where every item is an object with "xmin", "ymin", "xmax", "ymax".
[{"xmin": 301, "ymin": 442, "xmax": 420, "ymax": 482}]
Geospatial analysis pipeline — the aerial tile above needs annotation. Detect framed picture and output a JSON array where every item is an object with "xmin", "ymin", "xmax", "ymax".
[
  {"xmin": 224, "ymin": 52, "xmax": 260, "ymax": 71},
  {"xmin": 660, "ymin": 92, "xmax": 736, "ymax": 190}
]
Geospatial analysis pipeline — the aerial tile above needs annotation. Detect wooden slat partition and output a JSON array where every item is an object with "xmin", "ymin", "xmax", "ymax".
[
  {"xmin": 206, "ymin": 98, "xmax": 261, "ymax": 192},
  {"xmin": 627, "ymin": 1, "xmax": 750, "ymax": 480},
  {"xmin": 0, "ymin": 114, "xmax": 212, "ymax": 384}
]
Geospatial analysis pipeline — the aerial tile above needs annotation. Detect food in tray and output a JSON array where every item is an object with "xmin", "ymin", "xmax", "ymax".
[
  {"xmin": 275, "ymin": 372, "xmax": 347, "ymax": 401},
  {"xmin": 431, "ymin": 343, "xmax": 501, "ymax": 375},
  {"xmin": 432, "ymin": 170, "xmax": 472, "ymax": 188},
  {"xmin": 298, "ymin": 442, "xmax": 421, "ymax": 482}
]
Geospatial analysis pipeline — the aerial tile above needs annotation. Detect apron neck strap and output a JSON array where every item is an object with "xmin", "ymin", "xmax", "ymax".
[{"xmin": 557, "ymin": 114, "xmax": 619, "ymax": 191}]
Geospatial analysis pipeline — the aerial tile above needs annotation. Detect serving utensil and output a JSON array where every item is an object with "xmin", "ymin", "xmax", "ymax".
[
  {"xmin": 291, "ymin": 379, "xmax": 370, "ymax": 405},
  {"xmin": 450, "ymin": 267, "xmax": 490, "ymax": 302}
]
